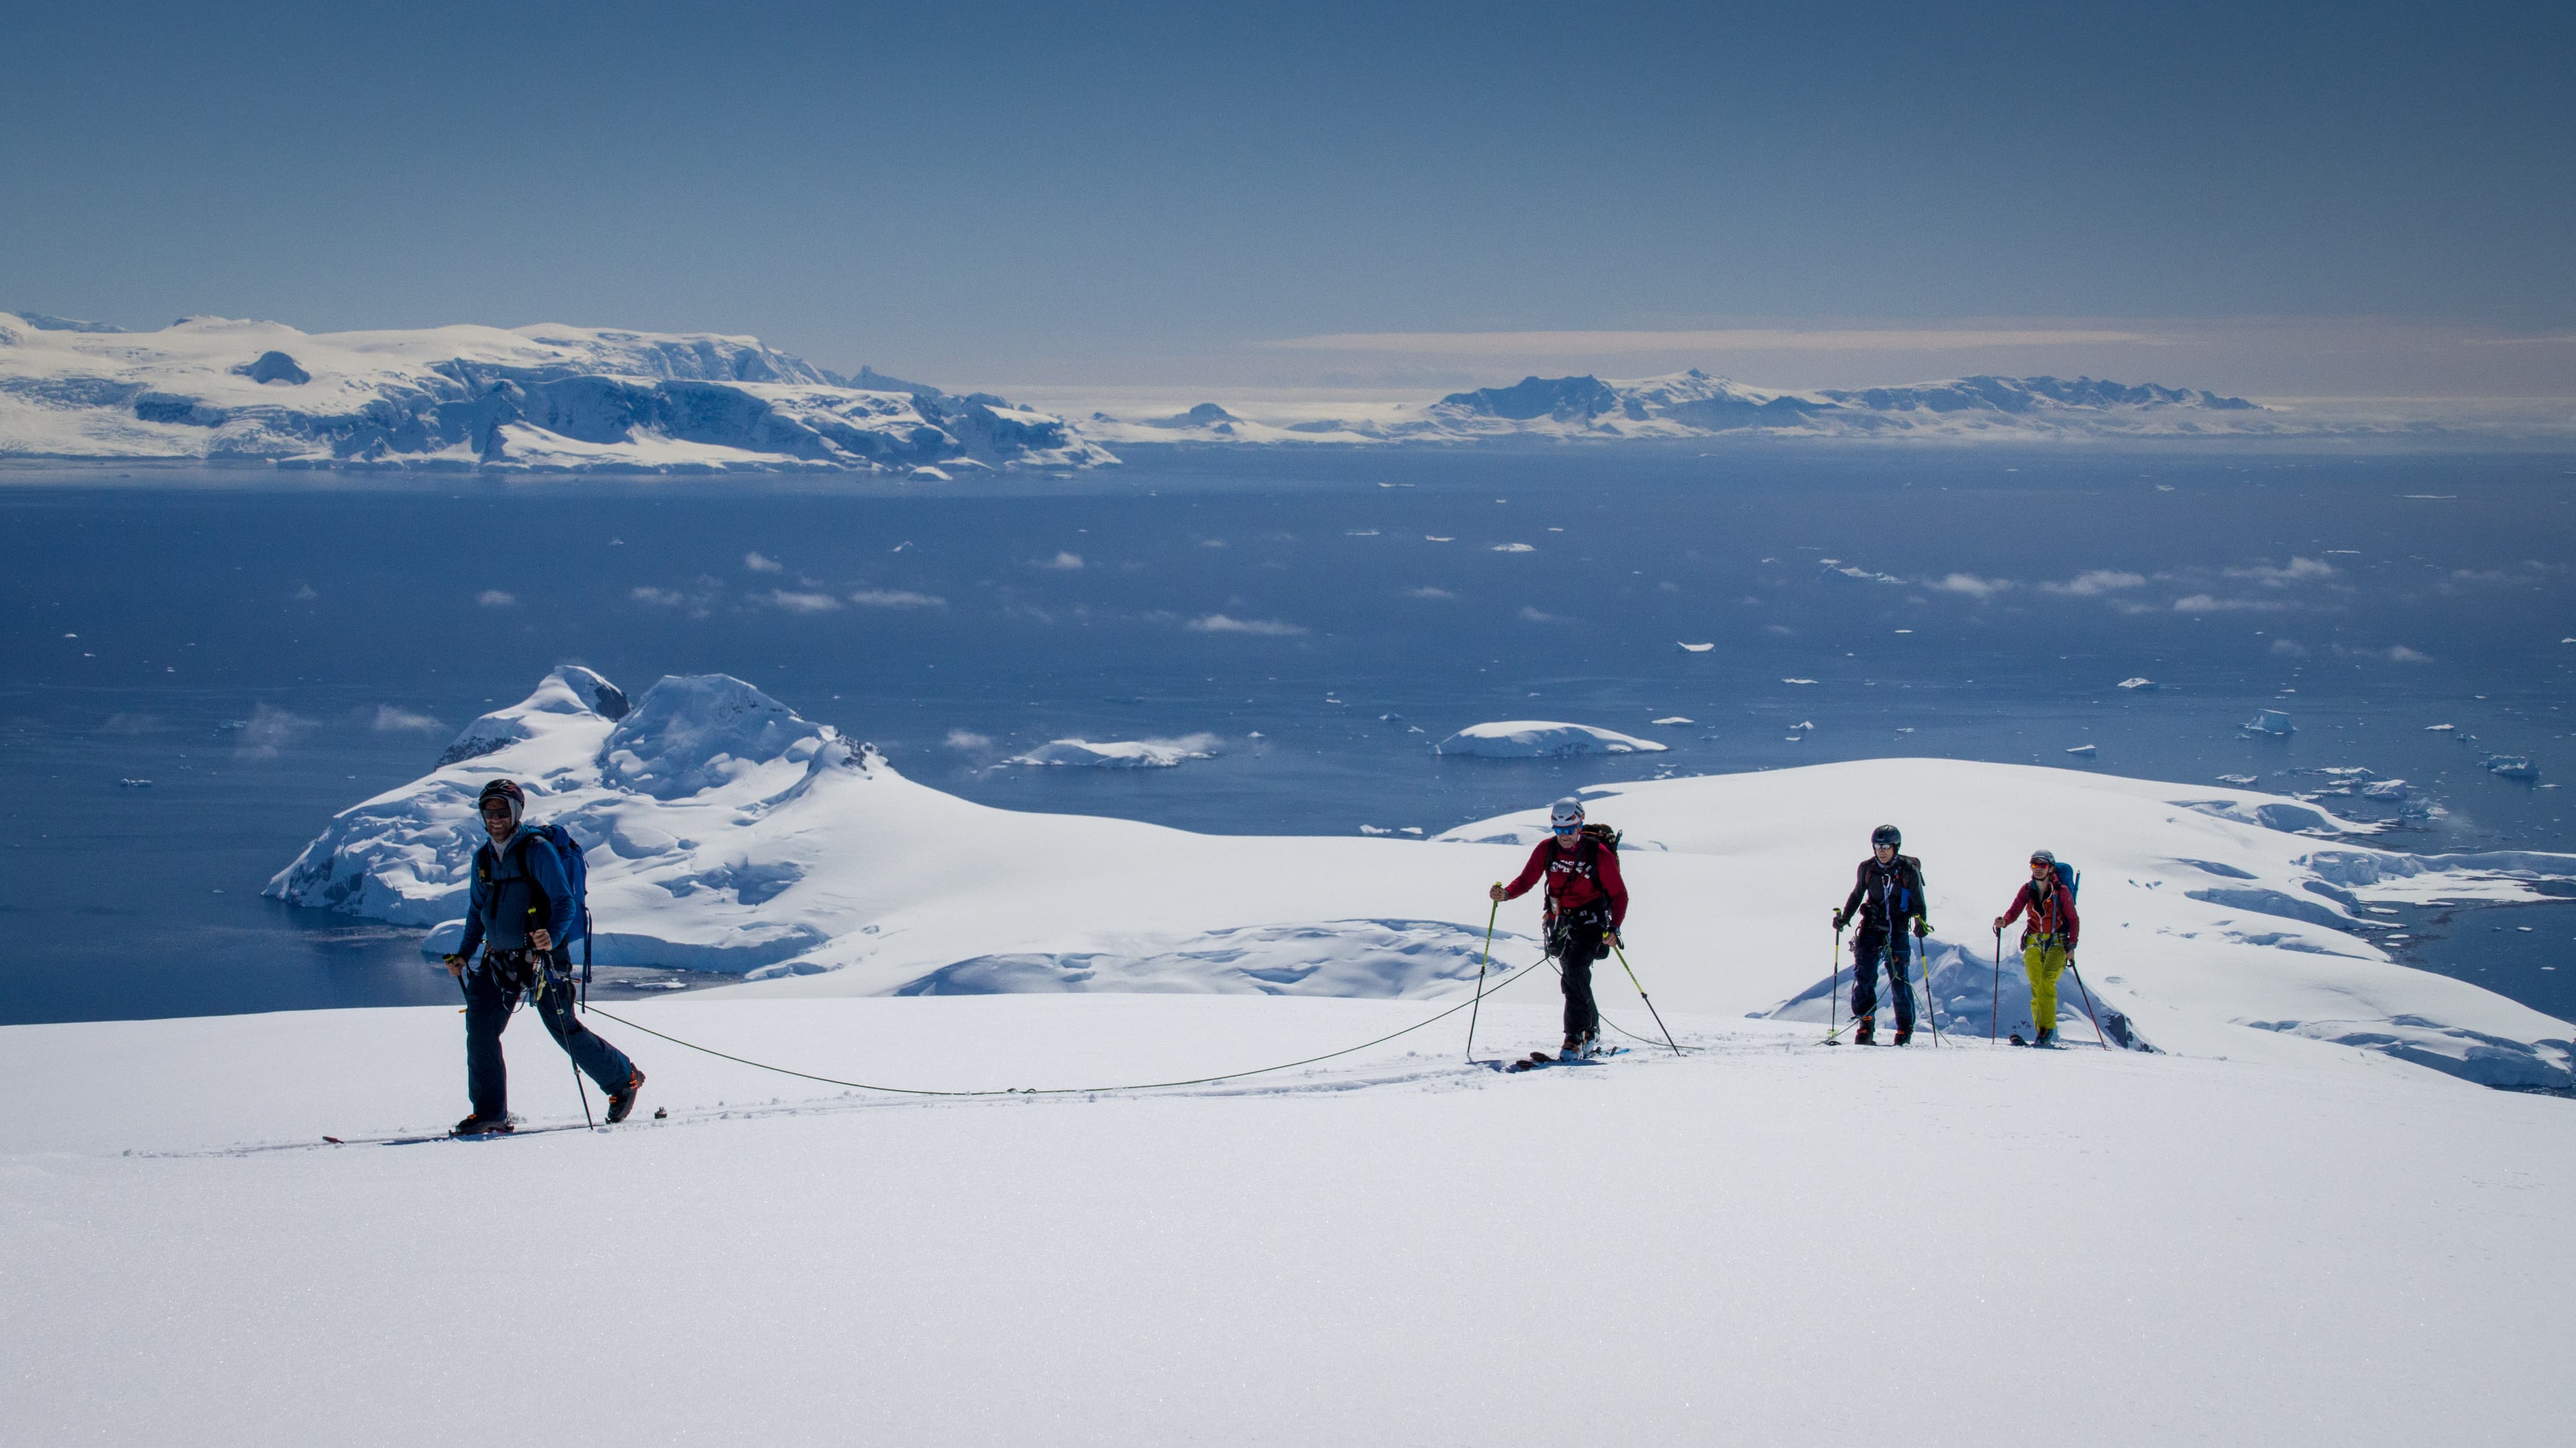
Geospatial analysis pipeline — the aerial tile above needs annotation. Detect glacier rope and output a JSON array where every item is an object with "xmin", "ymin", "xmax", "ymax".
[{"xmin": 580, "ymin": 956, "xmax": 1562, "ymax": 1099}]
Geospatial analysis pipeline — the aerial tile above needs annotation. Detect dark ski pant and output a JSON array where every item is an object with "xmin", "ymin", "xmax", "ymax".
[
  {"xmin": 1551, "ymin": 911, "xmax": 1607, "ymax": 1043},
  {"xmin": 461, "ymin": 951, "xmax": 635, "ymax": 1119},
  {"xmin": 1848, "ymin": 924, "xmax": 1916, "ymax": 1032}
]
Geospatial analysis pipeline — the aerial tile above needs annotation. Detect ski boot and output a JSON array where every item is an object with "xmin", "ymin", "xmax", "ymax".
[
  {"xmin": 450, "ymin": 1113, "xmax": 514, "ymax": 1137},
  {"xmin": 1893, "ymin": 1025, "xmax": 1914, "ymax": 1047},
  {"xmin": 1853, "ymin": 1018, "xmax": 1876, "ymax": 1046},
  {"xmin": 2033, "ymin": 1027, "xmax": 2058, "ymax": 1049},
  {"xmin": 606, "ymin": 1068, "xmax": 646, "ymax": 1124}
]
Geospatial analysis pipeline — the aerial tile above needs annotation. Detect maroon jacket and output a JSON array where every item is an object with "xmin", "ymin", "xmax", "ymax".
[
  {"xmin": 2000, "ymin": 879, "xmax": 2079, "ymax": 947},
  {"xmin": 1502, "ymin": 835, "xmax": 1629, "ymax": 929}
]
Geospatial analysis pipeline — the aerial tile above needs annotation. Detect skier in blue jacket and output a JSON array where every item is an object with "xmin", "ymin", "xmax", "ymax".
[{"xmin": 442, "ymin": 778, "xmax": 643, "ymax": 1135}]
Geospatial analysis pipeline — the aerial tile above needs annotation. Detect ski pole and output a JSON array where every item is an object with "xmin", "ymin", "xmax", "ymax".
[
  {"xmin": 1467, "ymin": 895, "xmax": 1499, "ymax": 1063},
  {"xmin": 1608, "ymin": 940, "xmax": 1682, "ymax": 1055},
  {"xmin": 1991, "ymin": 930, "xmax": 2002, "ymax": 1042},
  {"xmin": 2066, "ymin": 956, "xmax": 2111, "ymax": 1051},
  {"xmin": 1913, "ymin": 929, "xmax": 1942, "ymax": 1046},
  {"xmin": 1827, "ymin": 915, "xmax": 1843, "ymax": 1045}
]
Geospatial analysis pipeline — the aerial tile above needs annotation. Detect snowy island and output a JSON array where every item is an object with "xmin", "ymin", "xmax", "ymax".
[{"xmin": 0, "ymin": 312, "xmax": 1113, "ymax": 473}]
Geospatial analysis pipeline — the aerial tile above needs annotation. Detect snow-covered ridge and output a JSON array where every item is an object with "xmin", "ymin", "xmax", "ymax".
[
  {"xmin": 271, "ymin": 669, "xmax": 2574, "ymax": 1090},
  {"xmin": 1077, "ymin": 368, "xmax": 2373, "ymax": 445},
  {"xmin": 0, "ymin": 313, "xmax": 1114, "ymax": 472}
]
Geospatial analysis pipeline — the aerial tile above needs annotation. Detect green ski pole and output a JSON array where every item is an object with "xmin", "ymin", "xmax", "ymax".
[{"xmin": 1466, "ymin": 894, "xmax": 1499, "ymax": 1063}]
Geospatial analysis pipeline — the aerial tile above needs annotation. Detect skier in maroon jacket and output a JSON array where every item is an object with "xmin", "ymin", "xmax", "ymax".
[
  {"xmin": 1994, "ymin": 849, "xmax": 2082, "ymax": 1047},
  {"xmin": 1490, "ymin": 796, "xmax": 1629, "ymax": 1057}
]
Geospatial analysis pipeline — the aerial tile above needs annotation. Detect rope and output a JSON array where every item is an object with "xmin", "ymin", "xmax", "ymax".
[{"xmin": 581, "ymin": 955, "xmax": 1558, "ymax": 1099}]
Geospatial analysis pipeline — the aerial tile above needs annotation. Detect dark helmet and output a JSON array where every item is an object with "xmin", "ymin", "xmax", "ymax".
[
  {"xmin": 476, "ymin": 778, "xmax": 525, "ymax": 828},
  {"xmin": 1871, "ymin": 824, "xmax": 1901, "ymax": 849},
  {"xmin": 2029, "ymin": 848, "xmax": 2056, "ymax": 865}
]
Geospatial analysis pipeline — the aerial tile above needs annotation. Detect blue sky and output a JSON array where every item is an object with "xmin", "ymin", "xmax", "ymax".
[{"xmin": 5, "ymin": 1, "xmax": 2570, "ymax": 395}]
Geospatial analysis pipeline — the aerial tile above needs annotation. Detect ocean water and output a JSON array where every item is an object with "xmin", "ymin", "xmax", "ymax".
[{"xmin": 4, "ymin": 446, "xmax": 2572, "ymax": 1024}]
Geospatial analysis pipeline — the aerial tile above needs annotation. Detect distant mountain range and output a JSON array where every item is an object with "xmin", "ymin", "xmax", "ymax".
[
  {"xmin": 1081, "ymin": 368, "xmax": 2313, "ymax": 444},
  {"xmin": 0, "ymin": 313, "xmax": 1113, "ymax": 473},
  {"xmin": 2, "ymin": 310, "xmax": 2518, "ymax": 472}
]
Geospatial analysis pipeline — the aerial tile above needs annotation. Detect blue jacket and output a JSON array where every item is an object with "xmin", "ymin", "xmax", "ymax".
[{"xmin": 456, "ymin": 827, "xmax": 577, "ymax": 959}]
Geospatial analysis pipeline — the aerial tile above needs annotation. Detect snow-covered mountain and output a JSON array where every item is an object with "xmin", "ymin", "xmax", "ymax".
[
  {"xmin": 1078, "ymin": 367, "xmax": 2317, "ymax": 444},
  {"xmin": 271, "ymin": 667, "xmax": 2574, "ymax": 1091},
  {"xmin": 0, "ymin": 311, "xmax": 1115, "ymax": 472}
]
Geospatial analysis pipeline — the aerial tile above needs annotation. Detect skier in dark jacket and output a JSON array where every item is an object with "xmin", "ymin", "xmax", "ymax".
[
  {"xmin": 1490, "ymin": 796, "xmax": 1629, "ymax": 1057},
  {"xmin": 1833, "ymin": 824, "xmax": 1931, "ymax": 1044},
  {"xmin": 1993, "ymin": 848, "xmax": 2081, "ymax": 1047},
  {"xmin": 442, "ymin": 778, "xmax": 643, "ymax": 1135}
]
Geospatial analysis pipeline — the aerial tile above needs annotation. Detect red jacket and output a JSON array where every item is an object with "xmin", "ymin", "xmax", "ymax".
[
  {"xmin": 2000, "ymin": 880, "xmax": 2079, "ymax": 947},
  {"xmin": 1502, "ymin": 835, "xmax": 1629, "ymax": 929}
]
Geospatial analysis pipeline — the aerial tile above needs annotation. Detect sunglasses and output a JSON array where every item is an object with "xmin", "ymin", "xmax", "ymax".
[{"xmin": 1552, "ymin": 823, "xmax": 1581, "ymax": 835}]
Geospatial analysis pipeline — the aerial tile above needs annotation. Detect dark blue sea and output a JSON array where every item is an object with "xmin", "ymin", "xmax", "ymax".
[{"xmin": 5, "ymin": 445, "xmax": 2572, "ymax": 1025}]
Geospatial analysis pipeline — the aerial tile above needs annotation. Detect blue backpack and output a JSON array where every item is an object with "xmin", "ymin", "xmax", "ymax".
[{"xmin": 2052, "ymin": 861, "xmax": 2081, "ymax": 900}]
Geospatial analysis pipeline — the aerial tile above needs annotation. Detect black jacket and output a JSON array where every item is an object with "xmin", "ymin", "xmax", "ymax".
[{"xmin": 1840, "ymin": 854, "xmax": 1929, "ymax": 931}]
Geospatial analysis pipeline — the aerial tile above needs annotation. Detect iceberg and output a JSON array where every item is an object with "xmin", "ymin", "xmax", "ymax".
[
  {"xmin": 2242, "ymin": 709, "xmax": 2295, "ymax": 736},
  {"xmin": 2484, "ymin": 755, "xmax": 2540, "ymax": 781},
  {"xmin": 1432, "ymin": 721, "xmax": 1669, "ymax": 758},
  {"xmin": 1009, "ymin": 736, "xmax": 1222, "ymax": 769},
  {"xmin": 2117, "ymin": 677, "xmax": 2157, "ymax": 690}
]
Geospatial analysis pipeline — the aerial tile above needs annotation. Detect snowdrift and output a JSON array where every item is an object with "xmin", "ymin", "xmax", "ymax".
[
  {"xmin": 0, "ymin": 312, "xmax": 1114, "ymax": 472},
  {"xmin": 271, "ymin": 669, "xmax": 2575, "ymax": 1090}
]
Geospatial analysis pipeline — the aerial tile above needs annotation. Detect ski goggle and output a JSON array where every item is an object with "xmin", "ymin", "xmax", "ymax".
[{"xmin": 1552, "ymin": 822, "xmax": 1582, "ymax": 835}]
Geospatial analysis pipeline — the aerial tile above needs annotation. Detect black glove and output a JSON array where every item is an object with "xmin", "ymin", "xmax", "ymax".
[
  {"xmin": 1832, "ymin": 911, "xmax": 1848, "ymax": 932},
  {"xmin": 1913, "ymin": 918, "xmax": 1931, "ymax": 938}
]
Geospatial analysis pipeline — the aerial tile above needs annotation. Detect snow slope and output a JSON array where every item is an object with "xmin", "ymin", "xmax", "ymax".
[
  {"xmin": 272, "ymin": 669, "xmax": 2574, "ymax": 1091},
  {"xmin": 1076, "ymin": 368, "xmax": 2374, "ymax": 445},
  {"xmin": 2, "ymin": 995, "xmax": 2570, "ymax": 1447},
  {"xmin": 0, "ymin": 312, "xmax": 1115, "ymax": 472}
]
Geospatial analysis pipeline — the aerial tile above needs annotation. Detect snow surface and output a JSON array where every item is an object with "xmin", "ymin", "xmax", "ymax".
[
  {"xmin": 1433, "ymin": 720, "xmax": 1670, "ymax": 757},
  {"xmin": 0, "ymin": 313, "xmax": 1114, "ymax": 472},
  {"xmin": 4, "ymin": 994, "xmax": 2572, "ymax": 1446}
]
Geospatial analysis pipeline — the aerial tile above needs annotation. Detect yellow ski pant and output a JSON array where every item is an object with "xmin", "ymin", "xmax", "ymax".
[{"xmin": 2022, "ymin": 937, "xmax": 2068, "ymax": 1032}]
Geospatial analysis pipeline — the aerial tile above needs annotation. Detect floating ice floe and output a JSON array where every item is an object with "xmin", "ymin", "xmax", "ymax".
[
  {"xmin": 1433, "ymin": 721, "xmax": 1669, "ymax": 758},
  {"xmin": 2216, "ymin": 774, "xmax": 2260, "ymax": 786},
  {"xmin": 2241, "ymin": 709, "xmax": 2295, "ymax": 736},
  {"xmin": 2484, "ymin": 755, "xmax": 2540, "ymax": 781},
  {"xmin": 1011, "ymin": 736, "xmax": 1222, "ymax": 769},
  {"xmin": 2066, "ymin": 744, "xmax": 2097, "ymax": 757},
  {"xmin": 2426, "ymin": 723, "xmax": 2455, "ymax": 732},
  {"xmin": 117, "ymin": 778, "xmax": 151, "ymax": 788},
  {"xmin": 2117, "ymin": 677, "xmax": 2157, "ymax": 690},
  {"xmin": 1677, "ymin": 642, "xmax": 1715, "ymax": 652},
  {"xmin": 1491, "ymin": 543, "xmax": 1535, "ymax": 553},
  {"xmin": 1782, "ymin": 677, "xmax": 1817, "ymax": 685},
  {"xmin": 1651, "ymin": 717, "xmax": 1694, "ymax": 726}
]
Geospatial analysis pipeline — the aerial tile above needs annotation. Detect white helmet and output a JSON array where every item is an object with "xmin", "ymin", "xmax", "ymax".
[{"xmin": 1550, "ymin": 797, "xmax": 1585, "ymax": 830}]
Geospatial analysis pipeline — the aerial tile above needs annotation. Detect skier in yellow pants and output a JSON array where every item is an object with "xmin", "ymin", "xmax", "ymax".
[{"xmin": 1993, "ymin": 848, "xmax": 2081, "ymax": 1047}]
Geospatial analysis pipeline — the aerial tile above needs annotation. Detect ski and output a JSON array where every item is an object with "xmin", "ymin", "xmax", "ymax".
[
  {"xmin": 1499, "ymin": 1046, "xmax": 1627, "ymax": 1072},
  {"xmin": 316, "ymin": 1121, "xmax": 597, "ymax": 1148}
]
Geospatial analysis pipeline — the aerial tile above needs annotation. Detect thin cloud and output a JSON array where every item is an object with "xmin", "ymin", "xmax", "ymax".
[
  {"xmin": 235, "ymin": 703, "xmax": 314, "ymax": 759},
  {"xmin": 1928, "ymin": 573, "xmax": 2012, "ymax": 599},
  {"xmin": 848, "ymin": 589, "xmax": 946, "ymax": 609},
  {"xmin": 2387, "ymin": 645, "xmax": 2435, "ymax": 663},
  {"xmin": 759, "ymin": 589, "xmax": 842, "ymax": 614},
  {"xmin": 1040, "ymin": 552, "xmax": 1085, "ymax": 570},
  {"xmin": 1262, "ymin": 327, "xmax": 2165, "ymax": 354},
  {"xmin": 476, "ymin": 589, "xmax": 516, "ymax": 607},
  {"xmin": 631, "ymin": 586, "xmax": 687, "ymax": 606},
  {"xmin": 2226, "ymin": 557, "xmax": 2337, "ymax": 585},
  {"xmin": 1518, "ymin": 606, "xmax": 1563, "ymax": 622},
  {"xmin": 1404, "ymin": 586, "xmax": 1456, "ymax": 599},
  {"xmin": 1188, "ymin": 614, "xmax": 1307, "ymax": 636},
  {"xmin": 746, "ymin": 552, "xmax": 784, "ymax": 573},
  {"xmin": 2172, "ymin": 594, "xmax": 2289, "ymax": 613},
  {"xmin": 944, "ymin": 729, "xmax": 994, "ymax": 751},
  {"xmin": 370, "ymin": 705, "xmax": 445, "ymax": 733},
  {"xmin": 2042, "ymin": 570, "xmax": 2147, "ymax": 596}
]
